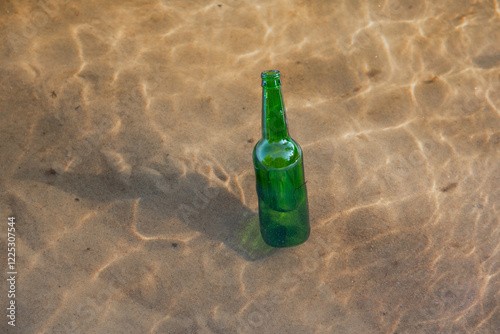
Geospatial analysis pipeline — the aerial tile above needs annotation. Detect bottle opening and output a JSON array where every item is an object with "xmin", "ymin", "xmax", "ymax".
[{"xmin": 261, "ymin": 70, "xmax": 280, "ymax": 79}]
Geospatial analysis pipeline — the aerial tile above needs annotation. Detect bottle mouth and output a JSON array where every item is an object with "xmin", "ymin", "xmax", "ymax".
[{"xmin": 261, "ymin": 70, "xmax": 280, "ymax": 79}]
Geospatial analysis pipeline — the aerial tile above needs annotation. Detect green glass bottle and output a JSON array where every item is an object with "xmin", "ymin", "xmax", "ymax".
[{"xmin": 253, "ymin": 70, "xmax": 310, "ymax": 247}]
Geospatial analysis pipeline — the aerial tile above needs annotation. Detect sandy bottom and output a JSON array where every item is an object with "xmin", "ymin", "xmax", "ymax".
[{"xmin": 1, "ymin": 0, "xmax": 500, "ymax": 333}]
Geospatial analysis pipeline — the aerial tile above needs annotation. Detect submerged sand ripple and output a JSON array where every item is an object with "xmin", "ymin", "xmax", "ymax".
[{"xmin": 1, "ymin": 0, "xmax": 500, "ymax": 333}]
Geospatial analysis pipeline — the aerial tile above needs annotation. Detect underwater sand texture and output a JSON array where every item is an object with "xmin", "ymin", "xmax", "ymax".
[{"xmin": 1, "ymin": 0, "xmax": 500, "ymax": 333}]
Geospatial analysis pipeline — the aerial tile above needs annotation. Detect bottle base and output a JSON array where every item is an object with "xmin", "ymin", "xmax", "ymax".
[
  {"xmin": 261, "ymin": 224, "xmax": 310, "ymax": 248},
  {"xmin": 258, "ymin": 198, "xmax": 310, "ymax": 248}
]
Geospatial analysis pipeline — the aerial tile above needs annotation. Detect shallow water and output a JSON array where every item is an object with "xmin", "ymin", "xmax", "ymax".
[{"xmin": 1, "ymin": 0, "xmax": 499, "ymax": 333}]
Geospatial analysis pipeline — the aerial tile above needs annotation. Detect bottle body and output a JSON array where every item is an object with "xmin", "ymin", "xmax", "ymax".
[
  {"xmin": 253, "ymin": 140, "xmax": 310, "ymax": 247},
  {"xmin": 253, "ymin": 70, "xmax": 310, "ymax": 247}
]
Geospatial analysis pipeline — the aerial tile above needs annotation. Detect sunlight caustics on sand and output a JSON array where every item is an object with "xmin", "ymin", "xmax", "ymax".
[{"xmin": 0, "ymin": 0, "xmax": 499, "ymax": 333}]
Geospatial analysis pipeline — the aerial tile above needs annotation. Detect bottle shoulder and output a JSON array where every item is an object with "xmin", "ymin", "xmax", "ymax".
[{"xmin": 253, "ymin": 138, "xmax": 302, "ymax": 169}]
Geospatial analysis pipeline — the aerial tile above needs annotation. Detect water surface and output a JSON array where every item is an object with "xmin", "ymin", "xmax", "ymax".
[{"xmin": 1, "ymin": 0, "xmax": 499, "ymax": 333}]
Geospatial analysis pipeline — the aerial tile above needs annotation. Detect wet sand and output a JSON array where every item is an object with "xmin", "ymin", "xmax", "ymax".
[{"xmin": 1, "ymin": 0, "xmax": 499, "ymax": 333}]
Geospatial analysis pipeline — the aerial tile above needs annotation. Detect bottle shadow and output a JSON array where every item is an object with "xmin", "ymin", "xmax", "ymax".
[{"xmin": 17, "ymin": 165, "xmax": 277, "ymax": 261}]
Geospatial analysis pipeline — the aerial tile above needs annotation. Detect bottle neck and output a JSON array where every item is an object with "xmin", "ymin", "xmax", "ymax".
[{"xmin": 262, "ymin": 80, "xmax": 289, "ymax": 142}]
